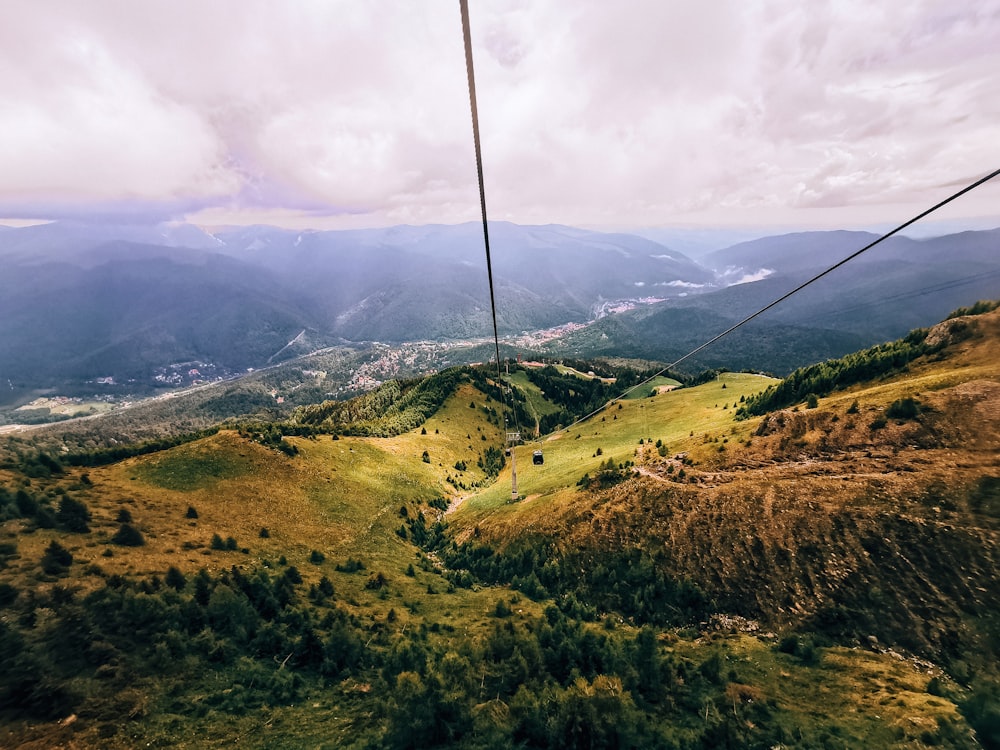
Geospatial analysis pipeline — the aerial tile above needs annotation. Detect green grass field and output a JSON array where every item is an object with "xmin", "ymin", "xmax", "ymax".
[
  {"xmin": 619, "ymin": 375, "xmax": 682, "ymax": 399},
  {"xmin": 456, "ymin": 371, "xmax": 776, "ymax": 520}
]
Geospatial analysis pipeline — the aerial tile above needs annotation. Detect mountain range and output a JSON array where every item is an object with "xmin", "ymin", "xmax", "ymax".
[{"xmin": 0, "ymin": 220, "xmax": 997, "ymax": 403}]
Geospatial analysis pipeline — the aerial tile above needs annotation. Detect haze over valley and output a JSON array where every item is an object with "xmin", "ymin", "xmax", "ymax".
[{"xmin": 2, "ymin": 219, "xmax": 997, "ymax": 425}]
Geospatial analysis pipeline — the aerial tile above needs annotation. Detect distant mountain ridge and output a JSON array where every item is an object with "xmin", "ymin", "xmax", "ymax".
[
  {"xmin": 0, "ymin": 219, "xmax": 997, "ymax": 400},
  {"xmin": 550, "ymin": 227, "xmax": 1000, "ymax": 372}
]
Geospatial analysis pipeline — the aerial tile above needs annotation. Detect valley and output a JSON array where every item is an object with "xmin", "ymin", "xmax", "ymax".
[
  {"xmin": 0, "ymin": 305, "xmax": 997, "ymax": 748},
  {"xmin": 3, "ymin": 5, "xmax": 998, "ymax": 747},
  {"xmin": 2, "ymin": 221, "xmax": 997, "ymax": 416}
]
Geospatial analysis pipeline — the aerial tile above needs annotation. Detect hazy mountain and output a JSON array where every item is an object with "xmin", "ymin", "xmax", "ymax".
[
  {"xmin": 209, "ymin": 222, "xmax": 715, "ymax": 325},
  {"xmin": 0, "ymin": 220, "xmax": 996, "ymax": 400},
  {"xmin": 623, "ymin": 225, "xmax": 776, "ymax": 258},
  {"xmin": 703, "ymin": 227, "xmax": 1000, "ymax": 279},
  {"xmin": 550, "ymin": 228, "xmax": 1000, "ymax": 373},
  {"xmin": 0, "ymin": 221, "xmax": 713, "ymax": 398},
  {"xmin": 702, "ymin": 230, "xmax": 883, "ymax": 276},
  {"xmin": 0, "ymin": 245, "xmax": 321, "ymax": 388},
  {"xmin": 0, "ymin": 219, "xmax": 220, "ymax": 265}
]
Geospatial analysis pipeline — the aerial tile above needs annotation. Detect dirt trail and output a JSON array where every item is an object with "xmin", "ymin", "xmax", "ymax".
[{"xmin": 445, "ymin": 494, "xmax": 469, "ymax": 515}]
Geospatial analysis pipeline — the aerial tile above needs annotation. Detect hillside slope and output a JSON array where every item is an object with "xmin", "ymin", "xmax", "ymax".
[
  {"xmin": 455, "ymin": 309, "xmax": 1000, "ymax": 673},
  {"xmin": 0, "ymin": 311, "xmax": 997, "ymax": 748}
]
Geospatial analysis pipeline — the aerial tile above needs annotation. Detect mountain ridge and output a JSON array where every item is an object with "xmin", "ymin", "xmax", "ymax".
[{"xmin": 1, "ymin": 220, "xmax": 997, "ymax": 406}]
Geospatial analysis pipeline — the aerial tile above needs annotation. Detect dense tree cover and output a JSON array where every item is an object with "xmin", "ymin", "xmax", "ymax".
[
  {"xmin": 525, "ymin": 359, "xmax": 680, "ymax": 391},
  {"xmin": 197, "ymin": 387, "xmax": 284, "ymax": 421},
  {"xmin": 736, "ymin": 328, "xmax": 934, "ymax": 417},
  {"xmin": 55, "ymin": 427, "xmax": 222, "ymax": 468},
  {"xmin": 946, "ymin": 299, "xmax": 1000, "ymax": 320},
  {"xmin": 0, "ymin": 559, "xmax": 791, "ymax": 748},
  {"xmin": 292, "ymin": 367, "xmax": 470, "ymax": 437},
  {"xmin": 523, "ymin": 366, "xmax": 616, "ymax": 417},
  {"xmin": 0, "ymin": 483, "xmax": 97, "ymax": 533},
  {"xmin": 407, "ymin": 516, "xmax": 711, "ymax": 629},
  {"xmin": 0, "ymin": 450, "xmax": 65, "ymax": 478},
  {"xmin": 739, "ymin": 301, "xmax": 999, "ymax": 418}
]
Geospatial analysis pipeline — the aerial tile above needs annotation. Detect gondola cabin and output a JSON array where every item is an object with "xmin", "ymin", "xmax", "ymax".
[{"xmin": 532, "ymin": 450, "xmax": 544, "ymax": 465}]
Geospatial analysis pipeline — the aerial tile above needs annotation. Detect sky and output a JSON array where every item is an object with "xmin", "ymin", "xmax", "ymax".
[{"xmin": 0, "ymin": 0, "xmax": 998, "ymax": 232}]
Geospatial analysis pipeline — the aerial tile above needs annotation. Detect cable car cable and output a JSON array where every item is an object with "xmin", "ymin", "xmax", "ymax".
[
  {"xmin": 458, "ymin": 1, "xmax": 998, "ymax": 448},
  {"xmin": 459, "ymin": 0, "xmax": 504, "ymax": 399},
  {"xmin": 461, "ymin": 0, "xmax": 526, "ymax": 497},
  {"xmin": 550, "ymin": 166, "xmax": 1000, "ymax": 437}
]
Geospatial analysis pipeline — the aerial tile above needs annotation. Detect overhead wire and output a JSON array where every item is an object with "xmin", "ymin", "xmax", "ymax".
[
  {"xmin": 460, "ymin": 0, "xmax": 525, "ymax": 494},
  {"xmin": 792, "ymin": 268, "xmax": 1000, "ymax": 327},
  {"xmin": 459, "ymin": 0, "xmax": 503, "ymax": 394},
  {"xmin": 550, "ymin": 167, "xmax": 1000, "ymax": 437},
  {"xmin": 457, "ymin": 2, "xmax": 999, "ymax": 445}
]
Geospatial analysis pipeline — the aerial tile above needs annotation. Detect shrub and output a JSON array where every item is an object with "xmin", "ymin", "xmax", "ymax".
[
  {"xmin": 15, "ymin": 490, "xmax": 38, "ymax": 517},
  {"xmin": 927, "ymin": 676, "xmax": 944, "ymax": 697},
  {"xmin": 365, "ymin": 572, "xmax": 388, "ymax": 590},
  {"xmin": 57, "ymin": 496, "xmax": 91, "ymax": 533},
  {"xmin": 111, "ymin": 523, "xmax": 145, "ymax": 546},
  {"xmin": 41, "ymin": 540, "xmax": 73, "ymax": 575},
  {"xmin": 165, "ymin": 565, "xmax": 186, "ymax": 591},
  {"xmin": 0, "ymin": 582, "xmax": 18, "ymax": 607},
  {"xmin": 886, "ymin": 397, "xmax": 920, "ymax": 420},
  {"xmin": 336, "ymin": 557, "xmax": 365, "ymax": 573},
  {"xmin": 309, "ymin": 550, "xmax": 326, "ymax": 564},
  {"xmin": 186, "ymin": 506, "xmax": 199, "ymax": 519}
]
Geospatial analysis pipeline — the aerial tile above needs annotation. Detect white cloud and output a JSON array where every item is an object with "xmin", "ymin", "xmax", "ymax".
[
  {"xmin": 729, "ymin": 269, "xmax": 776, "ymax": 285},
  {"xmin": 658, "ymin": 280, "xmax": 708, "ymax": 289},
  {"xmin": 0, "ymin": 0, "xmax": 997, "ymax": 228}
]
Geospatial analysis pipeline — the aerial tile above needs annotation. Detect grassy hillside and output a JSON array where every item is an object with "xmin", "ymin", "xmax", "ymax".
[{"xmin": 0, "ymin": 310, "xmax": 998, "ymax": 747}]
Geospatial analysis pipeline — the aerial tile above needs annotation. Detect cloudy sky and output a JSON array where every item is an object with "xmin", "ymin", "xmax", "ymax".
[{"xmin": 1, "ymin": 0, "xmax": 997, "ymax": 231}]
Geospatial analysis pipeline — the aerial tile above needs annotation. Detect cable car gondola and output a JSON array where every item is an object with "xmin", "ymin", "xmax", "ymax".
[{"xmin": 532, "ymin": 450, "xmax": 544, "ymax": 465}]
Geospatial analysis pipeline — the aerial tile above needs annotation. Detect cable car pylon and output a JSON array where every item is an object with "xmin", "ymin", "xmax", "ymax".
[{"xmin": 507, "ymin": 428, "xmax": 520, "ymax": 502}]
